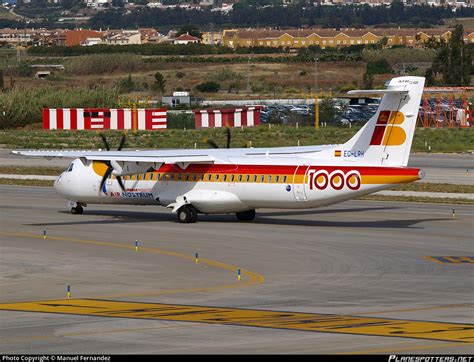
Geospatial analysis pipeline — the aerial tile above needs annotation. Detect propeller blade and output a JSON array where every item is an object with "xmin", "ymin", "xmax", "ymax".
[
  {"xmin": 226, "ymin": 127, "xmax": 231, "ymax": 149},
  {"xmin": 206, "ymin": 139, "xmax": 219, "ymax": 149},
  {"xmin": 117, "ymin": 133, "xmax": 126, "ymax": 151},
  {"xmin": 116, "ymin": 176, "xmax": 126, "ymax": 192},
  {"xmin": 99, "ymin": 133, "xmax": 110, "ymax": 151},
  {"xmin": 99, "ymin": 166, "xmax": 113, "ymax": 194}
]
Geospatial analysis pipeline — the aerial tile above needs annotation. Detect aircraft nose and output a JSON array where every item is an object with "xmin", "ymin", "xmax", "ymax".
[{"xmin": 54, "ymin": 172, "xmax": 72, "ymax": 198}]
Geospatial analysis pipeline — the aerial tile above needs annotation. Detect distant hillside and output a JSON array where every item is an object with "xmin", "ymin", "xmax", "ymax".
[{"xmin": 88, "ymin": 4, "xmax": 474, "ymax": 30}]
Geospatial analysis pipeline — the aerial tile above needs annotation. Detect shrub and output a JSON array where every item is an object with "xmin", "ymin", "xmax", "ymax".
[
  {"xmin": 166, "ymin": 113, "xmax": 195, "ymax": 129},
  {"xmin": 366, "ymin": 59, "xmax": 392, "ymax": 74},
  {"xmin": 65, "ymin": 53, "xmax": 141, "ymax": 75},
  {"xmin": 211, "ymin": 68, "xmax": 242, "ymax": 82},
  {"xmin": 195, "ymin": 81, "xmax": 220, "ymax": 93},
  {"xmin": 118, "ymin": 73, "xmax": 136, "ymax": 93},
  {"xmin": 0, "ymin": 86, "xmax": 120, "ymax": 129},
  {"xmin": 17, "ymin": 61, "xmax": 33, "ymax": 77}
]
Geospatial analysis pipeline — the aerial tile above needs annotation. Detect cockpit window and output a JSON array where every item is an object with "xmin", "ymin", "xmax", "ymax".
[{"xmin": 66, "ymin": 163, "xmax": 74, "ymax": 172}]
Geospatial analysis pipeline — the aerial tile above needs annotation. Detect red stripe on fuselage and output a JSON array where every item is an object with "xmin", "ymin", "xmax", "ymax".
[{"xmin": 154, "ymin": 164, "xmax": 419, "ymax": 176}]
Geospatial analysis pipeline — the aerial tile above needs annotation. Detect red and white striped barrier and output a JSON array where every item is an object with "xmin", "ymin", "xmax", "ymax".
[
  {"xmin": 43, "ymin": 108, "xmax": 167, "ymax": 130},
  {"xmin": 194, "ymin": 106, "xmax": 261, "ymax": 128}
]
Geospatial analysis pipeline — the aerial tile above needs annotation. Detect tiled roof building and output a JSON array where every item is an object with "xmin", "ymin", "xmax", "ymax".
[{"xmin": 222, "ymin": 28, "xmax": 474, "ymax": 49}]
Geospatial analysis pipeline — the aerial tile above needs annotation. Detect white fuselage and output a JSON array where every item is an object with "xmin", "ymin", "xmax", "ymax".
[{"xmin": 54, "ymin": 156, "xmax": 421, "ymax": 214}]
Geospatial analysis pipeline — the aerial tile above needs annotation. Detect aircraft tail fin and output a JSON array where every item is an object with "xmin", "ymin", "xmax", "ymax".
[{"xmin": 337, "ymin": 76, "xmax": 425, "ymax": 167}]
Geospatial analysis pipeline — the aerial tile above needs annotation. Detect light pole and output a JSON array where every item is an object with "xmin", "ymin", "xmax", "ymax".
[{"xmin": 314, "ymin": 57, "xmax": 319, "ymax": 130}]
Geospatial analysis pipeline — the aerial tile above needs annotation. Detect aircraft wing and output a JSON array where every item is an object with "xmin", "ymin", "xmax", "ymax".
[
  {"xmin": 12, "ymin": 143, "xmax": 339, "ymax": 160},
  {"xmin": 12, "ymin": 150, "xmax": 215, "ymax": 163},
  {"xmin": 11, "ymin": 150, "xmax": 216, "ymax": 174}
]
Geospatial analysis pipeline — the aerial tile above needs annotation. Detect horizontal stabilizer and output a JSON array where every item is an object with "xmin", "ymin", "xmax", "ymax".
[{"xmin": 347, "ymin": 88, "xmax": 409, "ymax": 96}]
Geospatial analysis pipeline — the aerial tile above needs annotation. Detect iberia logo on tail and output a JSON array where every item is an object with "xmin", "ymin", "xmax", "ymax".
[{"xmin": 370, "ymin": 111, "xmax": 406, "ymax": 146}]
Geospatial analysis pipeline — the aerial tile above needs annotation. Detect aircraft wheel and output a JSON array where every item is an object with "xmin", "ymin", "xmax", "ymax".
[
  {"xmin": 236, "ymin": 209, "xmax": 256, "ymax": 221},
  {"xmin": 71, "ymin": 206, "xmax": 83, "ymax": 215},
  {"xmin": 177, "ymin": 205, "xmax": 198, "ymax": 223}
]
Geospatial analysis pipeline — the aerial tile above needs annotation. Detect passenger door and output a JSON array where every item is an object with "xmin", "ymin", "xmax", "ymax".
[{"xmin": 293, "ymin": 164, "xmax": 310, "ymax": 201}]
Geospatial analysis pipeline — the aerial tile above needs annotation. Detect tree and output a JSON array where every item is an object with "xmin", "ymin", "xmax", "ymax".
[
  {"xmin": 119, "ymin": 73, "xmax": 135, "ymax": 93},
  {"xmin": 362, "ymin": 71, "xmax": 373, "ymax": 89},
  {"xmin": 177, "ymin": 24, "xmax": 202, "ymax": 39},
  {"xmin": 17, "ymin": 61, "xmax": 32, "ymax": 77},
  {"xmin": 153, "ymin": 71, "xmax": 166, "ymax": 94},
  {"xmin": 424, "ymin": 68, "xmax": 436, "ymax": 87},
  {"xmin": 429, "ymin": 24, "xmax": 471, "ymax": 86},
  {"xmin": 319, "ymin": 97, "xmax": 340, "ymax": 124},
  {"xmin": 0, "ymin": 69, "xmax": 3, "ymax": 90},
  {"xmin": 366, "ymin": 59, "xmax": 392, "ymax": 74}
]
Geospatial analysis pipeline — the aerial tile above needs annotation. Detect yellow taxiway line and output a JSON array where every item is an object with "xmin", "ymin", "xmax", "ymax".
[{"xmin": 0, "ymin": 299, "xmax": 473, "ymax": 343}]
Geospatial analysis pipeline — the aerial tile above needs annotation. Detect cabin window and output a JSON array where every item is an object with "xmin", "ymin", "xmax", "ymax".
[
  {"xmin": 283, "ymin": 176, "xmax": 287, "ymax": 183},
  {"xmin": 231, "ymin": 175, "xmax": 235, "ymax": 182},
  {"xmin": 178, "ymin": 174, "xmax": 182, "ymax": 181},
  {"xmin": 268, "ymin": 175, "xmax": 272, "ymax": 183},
  {"xmin": 207, "ymin": 174, "xmax": 212, "ymax": 181},
  {"xmin": 143, "ymin": 174, "xmax": 147, "ymax": 180},
  {"xmin": 193, "ymin": 174, "xmax": 197, "ymax": 181},
  {"xmin": 253, "ymin": 175, "xmax": 257, "ymax": 182},
  {"xmin": 260, "ymin": 175, "xmax": 265, "ymax": 183},
  {"xmin": 246, "ymin": 175, "xmax": 250, "ymax": 182},
  {"xmin": 215, "ymin": 174, "xmax": 220, "ymax": 181},
  {"xmin": 275, "ymin": 176, "xmax": 280, "ymax": 183},
  {"xmin": 149, "ymin": 173, "xmax": 154, "ymax": 181},
  {"xmin": 238, "ymin": 175, "xmax": 243, "ymax": 182},
  {"xmin": 185, "ymin": 174, "xmax": 190, "ymax": 181},
  {"xmin": 223, "ymin": 175, "xmax": 227, "ymax": 182}
]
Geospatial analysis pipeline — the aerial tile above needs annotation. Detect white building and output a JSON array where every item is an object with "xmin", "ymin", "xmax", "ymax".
[
  {"xmin": 172, "ymin": 33, "xmax": 200, "ymax": 45},
  {"xmin": 84, "ymin": 0, "xmax": 112, "ymax": 8},
  {"xmin": 82, "ymin": 37, "xmax": 103, "ymax": 46},
  {"xmin": 106, "ymin": 31, "xmax": 141, "ymax": 45}
]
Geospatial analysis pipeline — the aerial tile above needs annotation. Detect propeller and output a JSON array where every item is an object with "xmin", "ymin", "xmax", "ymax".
[
  {"xmin": 98, "ymin": 133, "xmax": 127, "ymax": 194},
  {"xmin": 205, "ymin": 127, "xmax": 232, "ymax": 149}
]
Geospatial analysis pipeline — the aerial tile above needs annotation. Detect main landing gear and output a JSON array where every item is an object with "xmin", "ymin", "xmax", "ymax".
[
  {"xmin": 177, "ymin": 205, "xmax": 198, "ymax": 223},
  {"xmin": 177, "ymin": 207, "xmax": 257, "ymax": 223},
  {"xmin": 236, "ymin": 209, "xmax": 256, "ymax": 221}
]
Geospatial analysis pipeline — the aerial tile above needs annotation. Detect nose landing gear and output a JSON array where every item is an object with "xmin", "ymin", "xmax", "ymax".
[
  {"xmin": 71, "ymin": 205, "xmax": 84, "ymax": 215},
  {"xmin": 69, "ymin": 201, "xmax": 85, "ymax": 215}
]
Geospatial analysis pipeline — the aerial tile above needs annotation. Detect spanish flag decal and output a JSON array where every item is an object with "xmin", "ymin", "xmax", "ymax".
[{"xmin": 334, "ymin": 150, "xmax": 342, "ymax": 157}]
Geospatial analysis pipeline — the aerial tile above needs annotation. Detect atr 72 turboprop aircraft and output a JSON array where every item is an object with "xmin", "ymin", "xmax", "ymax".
[{"xmin": 14, "ymin": 76, "xmax": 425, "ymax": 223}]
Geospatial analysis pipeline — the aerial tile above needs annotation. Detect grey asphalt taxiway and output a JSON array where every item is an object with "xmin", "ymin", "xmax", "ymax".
[{"xmin": 0, "ymin": 185, "xmax": 473, "ymax": 354}]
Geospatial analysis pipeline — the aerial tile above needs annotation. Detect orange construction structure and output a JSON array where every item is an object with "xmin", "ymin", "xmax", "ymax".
[{"xmin": 417, "ymin": 87, "xmax": 473, "ymax": 128}]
